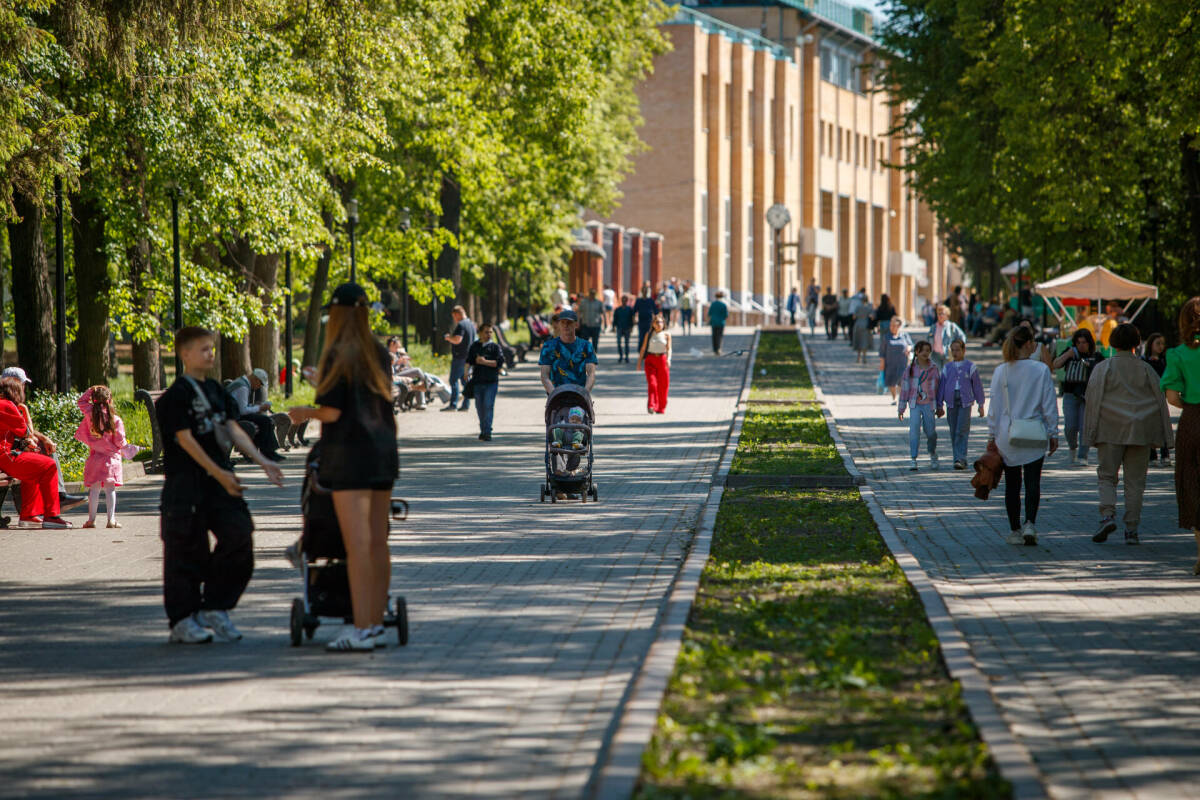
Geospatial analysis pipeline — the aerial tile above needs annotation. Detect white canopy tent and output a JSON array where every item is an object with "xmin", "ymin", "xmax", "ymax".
[
  {"xmin": 1033, "ymin": 265, "xmax": 1157, "ymax": 326},
  {"xmin": 1000, "ymin": 258, "xmax": 1030, "ymax": 276}
]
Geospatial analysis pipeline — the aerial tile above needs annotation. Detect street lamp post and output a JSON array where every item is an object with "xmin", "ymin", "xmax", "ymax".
[
  {"xmin": 429, "ymin": 253, "xmax": 438, "ymax": 357},
  {"xmin": 54, "ymin": 177, "xmax": 66, "ymax": 392},
  {"xmin": 170, "ymin": 185, "xmax": 182, "ymax": 379},
  {"xmin": 399, "ymin": 208, "xmax": 411, "ymax": 351},
  {"xmin": 284, "ymin": 251, "xmax": 293, "ymax": 398},
  {"xmin": 1147, "ymin": 199, "xmax": 1161, "ymax": 334},
  {"xmin": 346, "ymin": 197, "xmax": 359, "ymax": 284}
]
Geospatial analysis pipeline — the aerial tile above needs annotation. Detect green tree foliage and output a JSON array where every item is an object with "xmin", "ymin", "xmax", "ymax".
[
  {"xmin": 880, "ymin": 0, "xmax": 1200, "ymax": 319},
  {"xmin": 0, "ymin": 0, "xmax": 668, "ymax": 387}
]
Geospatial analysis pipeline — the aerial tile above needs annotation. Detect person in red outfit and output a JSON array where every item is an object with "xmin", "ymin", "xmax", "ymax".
[
  {"xmin": 0, "ymin": 377, "xmax": 68, "ymax": 528},
  {"xmin": 637, "ymin": 314, "xmax": 672, "ymax": 414}
]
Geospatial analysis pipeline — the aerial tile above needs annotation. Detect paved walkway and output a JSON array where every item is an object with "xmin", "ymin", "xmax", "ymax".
[
  {"xmin": 0, "ymin": 328, "xmax": 751, "ymax": 799},
  {"xmin": 805, "ymin": 331, "xmax": 1200, "ymax": 800}
]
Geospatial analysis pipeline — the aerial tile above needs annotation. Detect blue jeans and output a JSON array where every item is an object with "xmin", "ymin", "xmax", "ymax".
[
  {"xmin": 449, "ymin": 358, "xmax": 469, "ymax": 408},
  {"xmin": 946, "ymin": 403, "xmax": 972, "ymax": 464},
  {"xmin": 616, "ymin": 327, "xmax": 632, "ymax": 361},
  {"xmin": 909, "ymin": 403, "xmax": 938, "ymax": 459},
  {"xmin": 473, "ymin": 381, "xmax": 497, "ymax": 435},
  {"xmin": 1063, "ymin": 393, "xmax": 1087, "ymax": 458}
]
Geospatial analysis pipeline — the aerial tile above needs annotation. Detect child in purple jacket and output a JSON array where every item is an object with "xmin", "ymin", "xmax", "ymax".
[
  {"xmin": 899, "ymin": 340, "xmax": 940, "ymax": 471},
  {"xmin": 936, "ymin": 339, "xmax": 986, "ymax": 469}
]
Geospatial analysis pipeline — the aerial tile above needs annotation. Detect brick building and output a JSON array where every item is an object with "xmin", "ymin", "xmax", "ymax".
[{"xmin": 592, "ymin": 0, "xmax": 959, "ymax": 321}]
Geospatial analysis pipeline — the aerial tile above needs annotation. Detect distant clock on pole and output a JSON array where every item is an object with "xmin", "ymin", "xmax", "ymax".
[{"xmin": 765, "ymin": 203, "xmax": 791, "ymax": 231}]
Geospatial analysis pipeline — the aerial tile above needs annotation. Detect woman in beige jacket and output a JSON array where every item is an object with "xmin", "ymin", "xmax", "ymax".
[{"xmin": 1083, "ymin": 323, "xmax": 1174, "ymax": 544}]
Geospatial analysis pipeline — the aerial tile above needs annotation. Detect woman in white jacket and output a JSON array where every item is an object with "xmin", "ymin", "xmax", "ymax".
[{"xmin": 988, "ymin": 326, "xmax": 1060, "ymax": 546}]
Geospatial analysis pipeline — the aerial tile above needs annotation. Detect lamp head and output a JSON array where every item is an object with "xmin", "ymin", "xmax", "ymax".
[
  {"xmin": 399, "ymin": 207, "xmax": 411, "ymax": 232},
  {"xmin": 346, "ymin": 198, "xmax": 359, "ymax": 224}
]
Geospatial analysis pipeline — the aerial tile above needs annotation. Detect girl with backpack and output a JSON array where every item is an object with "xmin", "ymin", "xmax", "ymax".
[
  {"xmin": 1052, "ymin": 328, "xmax": 1104, "ymax": 466},
  {"xmin": 898, "ymin": 340, "xmax": 940, "ymax": 471}
]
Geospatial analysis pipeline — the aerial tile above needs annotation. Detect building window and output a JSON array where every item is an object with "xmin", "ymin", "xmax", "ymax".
[
  {"xmin": 821, "ymin": 41, "xmax": 865, "ymax": 94},
  {"xmin": 837, "ymin": 127, "xmax": 842, "ymax": 161},
  {"xmin": 747, "ymin": 203, "xmax": 754, "ymax": 277},
  {"xmin": 770, "ymin": 96, "xmax": 777, "ymax": 153},
  {"xmin": 819, "ymin": 122, "xmax": 824, "ymax": 156},
  {"xmin": 748, "ymin": 91, "xmax": 755, "ymax": 146},
  {"xmin": 725, "ymin": 83, "xmax": 733, "ymax": 139},
  {"xmin": 724, "ymin": 196, "xmax": 732, "ymax": 289},
  {"xmin": 700, "ymin": 75, "xmax": 709, "ymax": 133},
  {"xmin": 821, "ymin": 191, "xmax": 834, "ymax": 230},
  {"xmin": 700, "ymin": 191, "xmax": 708, "ymax": 274}
]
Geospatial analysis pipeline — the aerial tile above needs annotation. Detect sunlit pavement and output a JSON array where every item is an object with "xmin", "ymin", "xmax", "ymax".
[{"xmin": 0, "ymin": 328, "xmax": 751, "ymax": 799}]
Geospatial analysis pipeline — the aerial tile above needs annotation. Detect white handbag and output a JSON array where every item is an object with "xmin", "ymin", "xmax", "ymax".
[{"xmin": 1003, "ymin": 368, "xmax": 1047, "ymax": 448}]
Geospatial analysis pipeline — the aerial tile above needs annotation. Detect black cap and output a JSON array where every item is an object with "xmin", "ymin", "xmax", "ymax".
[{"xmin": 322, "ymin": 282, "xmax": 368, "ymax": 310}]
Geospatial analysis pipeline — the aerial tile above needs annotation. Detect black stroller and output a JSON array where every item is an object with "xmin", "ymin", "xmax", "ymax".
[
  {"xmin": 289, "ymin": 444, "xmax": 410, "ymax": 646},
  {"xmin": 539, "ymin": 384, "xmax": 598, "ymax": 503}
]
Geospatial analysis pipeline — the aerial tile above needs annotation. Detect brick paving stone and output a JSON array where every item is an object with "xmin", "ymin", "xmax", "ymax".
[
  {"xmin": 0, "ymin": 329, "xmax": 752, "ymax": 800},
  {"xmin": 805, "ymin": 332, "xmax": 1200, "ymax": 800}
]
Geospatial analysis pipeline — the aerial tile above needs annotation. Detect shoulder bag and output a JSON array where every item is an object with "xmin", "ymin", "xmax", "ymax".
[{"xmin": 1002, "ymin": 366, "xmax": 1047, "ymax": 448}]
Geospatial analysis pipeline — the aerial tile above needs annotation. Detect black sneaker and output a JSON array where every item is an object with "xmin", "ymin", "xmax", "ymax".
[
  {"xmin": 481, "ymin": 433, "xmax": 491, "ymax": 441},
  {"xmin": 266, "ymin": 451, "xmax": 287, "ymax": 463},
  {"xmin": 1093, "ymin": 517, "xmax": 1117, "ymax": 543},
  {"xmin": 1124, "ymin": 530, "xmax": 1140, "ymax": 545}
]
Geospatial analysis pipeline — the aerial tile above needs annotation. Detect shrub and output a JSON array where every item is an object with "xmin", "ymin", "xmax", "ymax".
[{"xmin": 26, "ymin": 392, "xmax": 88, "ymax": 483}]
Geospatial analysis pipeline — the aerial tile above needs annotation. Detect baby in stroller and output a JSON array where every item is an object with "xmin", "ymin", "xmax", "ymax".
[
  {"xmin": 541, "ymin": 387, "xmax": 597, "ymax": 503},
  {"xmin": 551, "ymin": 406, "xmax": 588, "ymax": 451}
]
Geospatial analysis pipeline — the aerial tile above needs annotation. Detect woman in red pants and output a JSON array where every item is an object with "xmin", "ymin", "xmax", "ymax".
[
  {"xmin": 0, "ymin": 377, "xmax": 68, "ymax": 528},
  {"xmin": 637, "ymin": 314, "xmax": 672, "ymax": 414}
]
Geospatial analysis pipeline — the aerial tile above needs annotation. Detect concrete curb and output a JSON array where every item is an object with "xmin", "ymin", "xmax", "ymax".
[
  {"xmin": 799, "ymin": 332, "xmax": 1047, "ymax": 800},
  {"xmin": 586, "ymin": 328, "xmax": 761, "ymax": 800}
]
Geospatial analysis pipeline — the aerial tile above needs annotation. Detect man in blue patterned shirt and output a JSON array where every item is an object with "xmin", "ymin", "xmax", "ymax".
[{"xmin": 538, "ymin": 309, "xmax": 598, "ymax": 394}]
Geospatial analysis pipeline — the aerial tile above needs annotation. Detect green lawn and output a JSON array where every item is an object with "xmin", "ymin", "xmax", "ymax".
[
  {"xmin": 635, "ymin": 332, "xmax": 1009, "ymax": 799},
  {"xmin": 731, "ymin": 405, "xmax": 844, "ymax": 476}
]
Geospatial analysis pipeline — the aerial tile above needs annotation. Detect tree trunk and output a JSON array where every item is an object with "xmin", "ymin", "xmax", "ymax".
[
  {"xmin": 129, "ymin": 233, "xmax": 160, "ymax": 391},
  {"xmin": 249, "ymin": 252, "xmax": 280, "ymax": 388},
  {"xmin": 218, "ymin": 235, "xmax": 254, "ymax": 380},
  {"xmin": 1181, "ymin": 132, "xmax": 1200, "ymax": 283},
  {"xmin": 70, "ymin": 180, "xmax": 110, "ymax": 389},
  {"xmin": 8, "ymin": 189, "xmax": 56, "ymax": 390},
  {"xmin": 302, "ymin": 211, "xmax": 334, "ymax": 368},
  {"xmin": 434, "ymin": 170, "xmax": 462, "ymax": 355}
]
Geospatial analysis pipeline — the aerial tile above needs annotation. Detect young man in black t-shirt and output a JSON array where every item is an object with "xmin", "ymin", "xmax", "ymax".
[{"xmin": 155, "ymin": 327, "xmax": 284, "ymax": 644}]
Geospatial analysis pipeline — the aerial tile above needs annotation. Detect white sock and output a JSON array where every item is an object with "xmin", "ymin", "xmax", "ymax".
[
  {"xmin": 87, "ymin": 485, "xmax": 100, "ymax": 522},
  {"xmin": 105, "ymin": 485, "xmax": 117, "ymax": 522}
]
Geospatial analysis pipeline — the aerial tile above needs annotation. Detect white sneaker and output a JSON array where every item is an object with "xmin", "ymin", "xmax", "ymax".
[
  {"xmin": 909, "ymin": 459, "xmax": 919, "ymax": 471},
  {"xmin": 197, "ymin": 609, "xmax": 243, "ymax": 642},
  {"xmin": 369, "ymin": 624, "xmax": 388, "ymax": 649},
  {"xmin": 1021, "ymin": 520, "xmax": 1038, "ymax": 546},
  {"xmin": 169, "ymin": 613, "xmax": 214, "ymax": 644},
  {"xmin": 326, "ymin": 626, "xmax": 374, "ymax": 652},
  {"xmin": 1068, "ymin": 454, "xmax": 1078, "ymax": 467},
  {"xmin": 1006, "ymin": 530, "xmax": 1025, "ymax": 545},
  {"xmin": 929, "ymin": 455, "xmax": 939, "ymax": 470}
]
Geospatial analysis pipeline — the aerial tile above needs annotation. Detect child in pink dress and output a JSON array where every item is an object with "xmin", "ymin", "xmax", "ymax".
[{"xmin": 74, "ymin": 387, "xmax": 140, "ymax": 528}]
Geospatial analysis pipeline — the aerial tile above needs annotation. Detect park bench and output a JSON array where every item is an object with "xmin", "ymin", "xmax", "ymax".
[{"xmin": 135, "ymin": 388, "xmax": 308, "ymax": 473}]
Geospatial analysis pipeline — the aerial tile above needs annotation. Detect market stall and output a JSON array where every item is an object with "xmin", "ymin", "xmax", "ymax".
[{"xmin": 1033, "ymin": 265, "xmax": 1157, "ymax": 330}]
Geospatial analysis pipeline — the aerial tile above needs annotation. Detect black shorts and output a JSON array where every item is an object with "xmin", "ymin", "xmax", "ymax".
[{"xmin": 326, "ymin": 480, "xmax": 394, "ymax": 492}]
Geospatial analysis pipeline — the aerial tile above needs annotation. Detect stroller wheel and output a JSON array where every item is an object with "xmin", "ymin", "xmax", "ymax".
[
  {"xmin": 289, "ymin": 598, "xmax": 304, "ymax": 647},
  {"xmin": 590, "ymin": 485, "xmax": 599, "ymax": 502},
  {"xmin": 550, "ymin": 489, "xmax": 557, "ymax": 504},
  {"xmin": 394, "ymin": 596, "xmax": 409, "ymax": 646}
]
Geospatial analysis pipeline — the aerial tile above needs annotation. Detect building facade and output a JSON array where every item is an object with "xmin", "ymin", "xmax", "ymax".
[{"xmin": 594, "ymin": 0, "xmax": 958, "ymax": 321}]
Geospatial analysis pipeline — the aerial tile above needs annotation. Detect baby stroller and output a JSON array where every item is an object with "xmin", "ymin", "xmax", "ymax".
[
  {"xmin": 539, "ymin": 384, "xmax": 598, "ymax": 503},
  {"xmin": 289, "ymin": 443, "xmax": 410, "ymax": 647}
]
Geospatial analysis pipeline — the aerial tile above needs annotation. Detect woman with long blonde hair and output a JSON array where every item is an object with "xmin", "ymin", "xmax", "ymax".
[{"xmin": 289, "ymin": 283, "xmax": 398, "ymax": 651}]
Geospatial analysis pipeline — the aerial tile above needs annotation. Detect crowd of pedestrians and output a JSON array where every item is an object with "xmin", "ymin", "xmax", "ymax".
[{"xmin": 840, "ymin": 290, "xmax": 1200, "ymax": 567}]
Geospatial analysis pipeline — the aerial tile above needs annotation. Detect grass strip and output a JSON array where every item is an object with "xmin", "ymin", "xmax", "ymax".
[{"xmin": 635, "ymin": 333, "xmax": 1008, "ymax": 799}]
